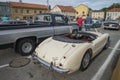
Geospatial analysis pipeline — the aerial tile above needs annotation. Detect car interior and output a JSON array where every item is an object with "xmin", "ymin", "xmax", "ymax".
[{"xmin": 64, "ymin": 33, "xmax": 97, "ymax": 42}]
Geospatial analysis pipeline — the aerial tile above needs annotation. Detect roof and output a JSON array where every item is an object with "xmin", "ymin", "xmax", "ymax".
[
  {"xmin": 75, "ymin": 4, "xmax": 89, "ymax": 9},
  {"xmin": 57, "ymin": 5, "xmax": 76, "ymax": 12},
  {"xmin": 92, "ymin": 10, "xmax": 104, "ymax": 12},
  {"xmin": 10, "ymin": 2, "xmax": 48, "ymax": 10},
  {"xmin": 108, "ymin": 8, "xmax": 120, "ymax": 12}
]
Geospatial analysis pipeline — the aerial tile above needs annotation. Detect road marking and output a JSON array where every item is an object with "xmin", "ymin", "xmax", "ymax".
[
  {"xmin": 91, "ymin": 40, "xmax": 120, "ymax": 80},
  {"xmin": 27, "ymin": 55, "xmax": 32, "ymax": 58},
  {"xmin": 0, "ymin": 64, "xmax": 9, "ymax": 69},
  {"xmin": 108, "ymin": 47, "xmax": 120, "ymax": 50},
  {"xmin": 0, "ymin": 56, "xmax": 32, "ymax": 69}
]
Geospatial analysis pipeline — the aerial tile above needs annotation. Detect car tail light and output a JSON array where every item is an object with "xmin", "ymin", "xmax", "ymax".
[{"xmin": 59, "ymin": 63, "xmax": 63, "ymax": 66}]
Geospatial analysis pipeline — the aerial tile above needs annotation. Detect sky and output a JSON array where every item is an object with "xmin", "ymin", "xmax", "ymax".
[{"xmin": 1, "ymin": 0, "xmax": 120, "ymax": 10}]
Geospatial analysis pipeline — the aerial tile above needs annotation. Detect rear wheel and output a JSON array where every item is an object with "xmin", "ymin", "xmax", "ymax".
[
  {"xmin": 17, "ymin": 39, "xmax": 35, "ymax": 56},
  {"xmin": 80, "ymin": 50, "xmax": 91, "ymax": 71}
]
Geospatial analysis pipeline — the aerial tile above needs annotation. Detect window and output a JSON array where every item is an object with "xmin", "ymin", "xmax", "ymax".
[
  {"xmin": 55, "ymin": 16, "xmax": 65, "ymax": 23},
  {"xmin": 21, "ymin": 9, "xmax": 23, "ymax": 13},
  {"xmin": 44, "ymin": 16, "xmax": 51, "ymax": 21},
  {"xmin": 39, "ymin": 11, "xmax": 42, "ymax": 14},
  {"xmin": 35, "ymin": 15, "xmax": 52, "ymax": 22},
  {"xmin": 15, "ymin": 9, "xmax": 18, "ymax": 13},
  {"xmin": 34, "ymin": 10, "xmax": 36, "ymax": 13},
  {"xmin": 26, "ymin": 9, "xmax": 29, "ymax": 13}
]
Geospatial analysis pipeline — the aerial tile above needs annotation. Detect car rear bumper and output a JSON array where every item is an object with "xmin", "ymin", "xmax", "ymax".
[{"xmin": 32, "ymin": 53, "xmax": 69, "ymax": 73}]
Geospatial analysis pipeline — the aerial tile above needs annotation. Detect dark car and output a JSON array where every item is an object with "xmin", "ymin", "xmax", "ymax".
[
  {"xmin": 103, "ymin": 20, "xmax": 120, "ymax": 30},
  {"xmin": 91, "ymin": 20, "xmax": 102, "ymax": 28}
]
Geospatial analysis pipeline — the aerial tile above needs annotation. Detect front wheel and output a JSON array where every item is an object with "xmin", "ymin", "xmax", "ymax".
[
  {"xmin": 80, "ymin": 51, "xmax": 91, "ymax": 71},
  {"xmin": 17, "ymin": 39, "xmax": 35, "ymax": 56},
  {"xmin": 104, "ymin": 38, "xmax": 110, "ymax": 49}
]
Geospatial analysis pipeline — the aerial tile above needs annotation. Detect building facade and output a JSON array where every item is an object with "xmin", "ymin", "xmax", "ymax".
[
  {"xmin": 91, "ymin": 10, "xmax": 104, "ymax": 19},
  {"xmin": 10, "ymin": 2, "xmax": 48, "ymax": 20},
  {"xmin": 74, "ymin": 4, "xmax": 92, "ymax": 19},
  {"xmin": 106, "ymin": 8, "xmax": 120, "ymax": 20},
  {"xmin": 0, "ymin": 2, "xmax": 11, "ymax": 18},
  {"xmin": 50, "ymin": 5, "xmax": 77, "ymax": 21}
]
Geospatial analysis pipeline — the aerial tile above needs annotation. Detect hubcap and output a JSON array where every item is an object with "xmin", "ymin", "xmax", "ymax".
[
  {"xmin": 22, "ymin": 42, "xmax": 32, "ymax": 53},
  {"xmin": 82, "ymin": 53, "xmax": 90, "ymax": 68}
]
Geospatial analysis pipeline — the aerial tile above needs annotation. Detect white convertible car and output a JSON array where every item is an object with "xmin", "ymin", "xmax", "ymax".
[{"xmin": 32, "ymin": 31, "xmax": 110, "ymax": 74}]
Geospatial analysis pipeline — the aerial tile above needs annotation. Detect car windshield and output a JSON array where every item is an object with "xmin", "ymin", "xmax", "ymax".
[{"xmin": 104, "ymin": 20, "xmax": 119, "ymax": 24}]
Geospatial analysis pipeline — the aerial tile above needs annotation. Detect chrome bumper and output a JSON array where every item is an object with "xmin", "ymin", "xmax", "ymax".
[
  {"xmin": 32, "ymin": 54, "xmax": 69, "ymax": 73},
  {"xmin": 104, "ymin": 26, "xmax": 119, "ymax": 29}
]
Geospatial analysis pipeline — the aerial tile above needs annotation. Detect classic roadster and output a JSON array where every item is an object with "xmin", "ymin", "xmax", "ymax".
[{"xmin": 32, "ymin": 31, "xmax": 110, "ymax": 74}]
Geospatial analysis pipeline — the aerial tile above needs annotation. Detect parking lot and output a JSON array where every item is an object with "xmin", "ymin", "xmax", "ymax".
[{"xmin": 0, "ymin": 28, "xmax": 120, "ymax": 80}]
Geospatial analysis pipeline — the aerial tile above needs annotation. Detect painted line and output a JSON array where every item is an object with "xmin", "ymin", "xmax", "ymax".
[
  {"xmin": 27, "ymin": 55, "xmax": 32, "ymax": 58},
  {"xmin": 108, "ymin": 47, "xmax": 120, "ymax": 50},
  {"xmin": 0, "ymin": 64, "xmax": 9, "ymax": 69},
  {"xmin": 91, "ymin": 40, "xmax": 120, "ymax": 80},
  {"xmin": 0, "ymin": 56, "xmax": 32, "ymax": 69}
]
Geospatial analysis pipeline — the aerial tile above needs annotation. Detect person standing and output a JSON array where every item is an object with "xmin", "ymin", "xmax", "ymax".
[
  {"xmin": 77, "ymin": 15, "xmax": 84, "ymax": 31},
  {"xmin": 84, "ymin": 14, "xmax": 92, "ymax": 31},
  {"xmin": 65, "ymin": 16, "xmax": 69, "ymax": 24}
]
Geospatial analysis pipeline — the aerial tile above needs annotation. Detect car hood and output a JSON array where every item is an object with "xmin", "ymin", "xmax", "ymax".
[{"xmin": 35, "ymin": 38, "xmax": 86, "ymax": 65}]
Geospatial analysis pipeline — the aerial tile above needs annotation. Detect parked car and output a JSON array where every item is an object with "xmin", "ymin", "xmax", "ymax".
[
  {"xmin": 0, "ymin": 20, "xmax": 29, "ymax": 25},
  {"xmin": 91, "ymin": 19, "xmax": 102, "ymax": 28},
  {"xmin": 32, "ymin": 31, "xmax": 110, "ymax": 74},
  {"xmin": 103, "ymin": 20, "xmax": 120, "ymax": 30},
  {"xmin": 0, "ymin": 13, "xmax": 78, "ymax": 56}
]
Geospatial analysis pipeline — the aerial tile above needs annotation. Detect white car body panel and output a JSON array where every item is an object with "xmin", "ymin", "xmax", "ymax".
[{"xmin": 33, "ymin": 31, "xmax": 109, "ymax": 73}]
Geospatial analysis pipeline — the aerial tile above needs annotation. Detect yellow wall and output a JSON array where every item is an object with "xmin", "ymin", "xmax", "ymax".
[
  {"xmin": 74, "ymin": 4, "xmax": 89, "ymax": 19},
  {"xmin": 111, "ymin": 57, "xmax": 120, "ymax": 80},
  {"xmin": 11, "ymin": 7, "xmax": 47, "ymax": 20}
]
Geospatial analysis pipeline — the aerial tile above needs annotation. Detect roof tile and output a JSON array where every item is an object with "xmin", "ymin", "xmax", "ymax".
[
  {"xmin": 57, "ymin": 5, "xmax": 76, "ymax": 12},
  {"xmin": 10, "ymin": 2, "xmax": 48, "ymax": 10},
  {"xmin": 108, "ymin": 8, "xmax": 120, "ymax": 12}
]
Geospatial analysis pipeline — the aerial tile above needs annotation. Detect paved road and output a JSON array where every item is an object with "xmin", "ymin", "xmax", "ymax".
[{"xmin": 0, "ymin": 28, "xmax": 120, "ymax": 80}]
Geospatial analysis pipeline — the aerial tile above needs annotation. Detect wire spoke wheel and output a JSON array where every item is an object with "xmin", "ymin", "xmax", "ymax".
[
  {"xmin": 82, "ymin": 52, "xmax": 91, "ymax": 68},
  {"xmin": 80, "ymin": 51, "xmax": 91, "ymax": 71}
]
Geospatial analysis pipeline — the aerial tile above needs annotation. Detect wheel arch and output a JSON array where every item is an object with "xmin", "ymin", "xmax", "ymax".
[
  {"xmin": 79, "ymin": 48, "xmax": 93, "ymax": 71},
  {"xmin": 14, "ymin": 36, "xmax": 37, "ymax": 52}
]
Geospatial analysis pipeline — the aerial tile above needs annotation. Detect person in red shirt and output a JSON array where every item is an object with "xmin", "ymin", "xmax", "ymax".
[{"xmin": 77, "ymin": 15, "xmax": 84, "ymax": 31}]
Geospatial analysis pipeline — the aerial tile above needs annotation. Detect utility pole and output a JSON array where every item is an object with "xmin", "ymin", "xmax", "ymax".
[{"xmin": 47, "ymin": 0, "xmax": 50, "ymax": 12}]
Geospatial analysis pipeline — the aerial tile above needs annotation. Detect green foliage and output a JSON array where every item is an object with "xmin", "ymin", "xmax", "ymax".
[{"xmin": 101, "ymin": 3, "xmax": 120, "ymax": 11}]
